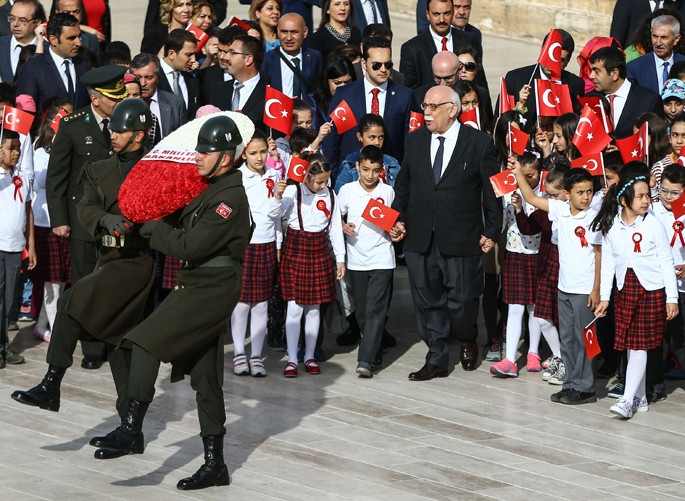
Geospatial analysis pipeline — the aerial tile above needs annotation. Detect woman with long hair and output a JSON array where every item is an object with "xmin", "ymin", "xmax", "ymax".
[
  {"xmin": 313, "ymin": 55, "xmax": 355, "ymax": 127},
  {"xmin": 249, "ymin": 0, "xmax": 282, "ymax": 51},
  {"xmin": 309, "ymin": 0, "xmax": 361, "ymax": 60}
]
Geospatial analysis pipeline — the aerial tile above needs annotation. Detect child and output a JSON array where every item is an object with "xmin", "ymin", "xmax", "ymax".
[
  {"xmin": 491, "ymin": 151, "xmax": 543, "ymax": 377},
  {"xmin": 661, "ymin": 79, "xmax": 685, "ymax": 128},
  {"xmin": 337, "ymin": 145, "xmax": 395, "ymax": 377},
  {"xmin": 515, "ymin": 166, "xmax": 567, "ymax": 383},
  {"xmin": 593, "ymin": 172, "xmax": 678, "ymax": 419},
  {"xmin": 230, "ymin": 130, "xmax": 282, "ymax": 377},
  {"xmin": 0, "ymin": 130, "xmax": 35, "ymax": 367},
  {"xmin": 275, "ymin": 154, "xmax": 345, "ymax": 377},
  {"xmin": 334, "ymin": 114, "xmax": 402, "ymax": 192},
  {"xmin": 513, "ymin": 163, "xmax": 602, "ymax": 404},
  {"xmin": 651, "ymin": 113, "xmax": 685, "ymax": 201}
]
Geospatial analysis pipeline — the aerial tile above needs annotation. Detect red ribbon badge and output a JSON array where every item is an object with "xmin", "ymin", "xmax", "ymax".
[
  {"xmin": 266, "ymin": 178, "xmax": 275, "ymax": 198},
  {"xmin": 316, "ymin": 199, "xmax": 330, "ymax": 218},
  {"xmin": 12, "ymin": 176, "xmax": 23, "ymax": 202},
  {"xmin": 672, "ymin": 221, "xmax": 685, "ymax": 247},
  {"xmin": 575, "ymin": 226, "xmax": 588, "ymax": 247},
  {"xmin": 379, "ymin": 168, "xmax": 387, "ymax": 184},
  {"xmin": 632, "ymin": 232, "xmax": 642, "ymax": 253}
]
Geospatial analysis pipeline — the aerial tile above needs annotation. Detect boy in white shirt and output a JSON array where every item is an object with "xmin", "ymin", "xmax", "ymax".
[
  {"xmin": 337, "ymin": 146, "xmax": 395, "ymax": 377},
  {"xmin": 513, "ymin": 164, "xmax": 602, "ymax": 405}
]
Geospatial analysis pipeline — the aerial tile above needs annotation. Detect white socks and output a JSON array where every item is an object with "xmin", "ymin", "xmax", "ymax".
[
  {"xmin": 285, "ymin": 301, "xmax": 320, "ymax": 364},
  {"xmin": 624, "ymin": 349, "xmax": 647, "ymax": 402},
  {"xmin": 230, "ymin": 300, "xmax": 269, "ymax": 358},
  {"xmin": 505, "ymin": 304, "xmax": 541, "ymax": 363}
]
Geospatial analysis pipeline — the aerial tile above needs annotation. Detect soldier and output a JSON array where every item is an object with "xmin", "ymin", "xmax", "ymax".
[
  {"xmin": 89, "ymin": 114, "xmax": 252, "ymax": 492},
  {"xmin": 46, "ymin": 65, "xmax": 129, "ymax": 370},
  {"xmin": 11, "ymin": 98, "xmax": 156, "ymax": 420}
]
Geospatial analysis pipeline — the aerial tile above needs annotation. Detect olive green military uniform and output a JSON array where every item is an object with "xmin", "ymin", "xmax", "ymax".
[{"xmin": 124, "ymin": 167, "xmax": 250, "ymax": 436}]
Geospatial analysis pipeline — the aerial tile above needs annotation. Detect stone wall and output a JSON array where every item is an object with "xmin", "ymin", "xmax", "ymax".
[{"xmin": 392, "ymin": 0, "xmax": 614, "ymax": 46}]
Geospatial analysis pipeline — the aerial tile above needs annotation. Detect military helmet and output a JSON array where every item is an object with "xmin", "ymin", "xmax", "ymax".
[
  {"xmin": 195, "ymin": 115, "xmax": 242, "ymax": 153},
  {"xmin": 108, "ymin": 98, "xmax": 152, "ymax": 132}
]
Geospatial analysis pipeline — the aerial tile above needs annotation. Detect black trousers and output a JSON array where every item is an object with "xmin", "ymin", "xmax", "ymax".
[
  {"xmin": 348, "ymin": 269, "xmax": 393, "ymax": 364},
  {"xmin": 405, "ymin": 236, "xmax": 483, "ymax": 369}
]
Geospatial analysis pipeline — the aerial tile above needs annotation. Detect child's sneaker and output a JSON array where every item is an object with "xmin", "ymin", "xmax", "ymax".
[
  {"xmin": 542, "ymin": 357, "xmax": 562, "ymax": 381},
  {"xmin": 542, "ymin": 355, "xmax": 555, "ymax": 369},
  {"xmin": 483, "ymin": 337, "xmax": 502, "ymax": 361},
  {"xmin": 607, "ymin": 381, "xmax": 625, "ymax": 398},
  {"xmin": 526, "ymin": 352, "xmax": 542, "ymax": 372},
  {"xmin": 356, "ymin": 361, "xmax": 373, "ymax": 378},
  {"xmin": 249, "ymin": 357, "xmax": 267, "ymax": 377},
  {"xmin": 233, "ymin": 354, "xmax": 249, "ymax": 376},
  {"xmin": 548, "ymin": 362, "xmax": 566, "ymax": 385},
  {"xmin": 610, "ymin": 398, "xmax": 634, "ymax": 419},
  {"xmin": 632, "ymin": 395, "xmax": 649, "ymax": 413},
  {"xmin": 4, "ymin": 347, "xmax": 25, "ymax": 365},
  {"xmin": 490, "ymin": 358, "xmax": 518, "ymax": 377}
]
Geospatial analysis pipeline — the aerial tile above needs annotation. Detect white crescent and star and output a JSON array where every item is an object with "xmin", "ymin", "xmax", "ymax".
[
  {"xmin": 409, "ymin": 117, "xmax": 420, "ymax": 129},
  {"xmin": 292, "ymin": 163, "xmax": 305, "ymax": 177},
  {"xmin": 503, "ymin": 173, "xmax": 516, "ymax": 186},
  {"xmin": 548, "ymin": 42, "xmax": 561, "ymax": 63},
  {"xmin": 369, "ymin": 206, "xmax": 384, "ymax": 219},
  {"xmin": 265, "ymin": 98, "xmax": 282, "ymax": 119},
  {"xmin": 585, "ymin": 328, "xmax": 594, "ymax": 344},
  {"xmin": 542, "ymin": 89, "xmax": 555, "ymax": 108},
  {"xmin": 334, "ymin": 107, "xmax": 347, "ymax": 121},
  {"xmin": 5, "ymin": 111, "xmax": 16, "ymax": 124},
  {"xmin": 464, "ymin": 120, "xmax": 479, "ymax": 129},
  {"xmin": 586, "ymin": 158, "xmax": 598, "ymax": 171}
]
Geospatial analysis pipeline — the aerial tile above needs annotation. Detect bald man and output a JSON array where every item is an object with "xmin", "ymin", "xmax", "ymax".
[
  {"xmin": 412, "ymin": 51, "xmax": 461, "ymax": 111},
  {"xmin": 260, "ymin": 13, "xmax": 322, "ymax": 100}
]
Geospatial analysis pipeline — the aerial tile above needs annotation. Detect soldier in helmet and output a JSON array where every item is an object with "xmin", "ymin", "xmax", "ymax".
[
  {"xmin": 89, "ymin": 114, "xmax": 252, "ymax": 491},
  {"xmin": 11, "ymin": 98, "xmax": 156, "ymax": 421}
]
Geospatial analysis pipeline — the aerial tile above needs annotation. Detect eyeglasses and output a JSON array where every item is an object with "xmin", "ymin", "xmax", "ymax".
[
  {"xmin": 433, "ymin": 72, "xmax": 458, "ymax": 85},
  {"xmin": 459, "ymin": 61, "xmax": 477, "ymax": 72},
  {"xmin": 660, "ymin": 188, "xmax": 683, "ymax": 198},
  {"xmin": 60, "ymin": 9, "xmax": 81, "ymax": 15},
  {"xmin": 370, "ymin": 61, "xmax": 393, "ymax": 71},
  {"xmin": 8, "ymin": 15, "xmax": 37, "ymax": 25},
  {"xmin": 227, "ymin": 49, "xmax": 249, "ymax": 56},
  {"xmin": 420, "ymin": 101, "xmax": 455, "ymax": 111}
]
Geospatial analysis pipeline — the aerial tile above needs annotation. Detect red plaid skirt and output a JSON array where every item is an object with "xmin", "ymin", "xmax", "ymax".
[
  {"xmin": 30, "ymin": 226, "xmax": 71, "ymax": 283},
  {"xmin": 280, "ymin": 228, "xmax": 336, "ymax": 305},
  {"xmin": 533, "ymin": 244, "xmax": 559, "ymax": 324},
  {"xmin": 502, "ymin": 250, "xmax": 537, "ymax": 305},
  {"xmin": 240, "ymin": 241, "xmax": 278, "ymax": 302},
  {"xmin": 614, "ymin": 268, "xmax": 666, "ymax": 351},
  {"xmin": 161, "ymin": 255, "xmax": 182, "ymax": 290}
]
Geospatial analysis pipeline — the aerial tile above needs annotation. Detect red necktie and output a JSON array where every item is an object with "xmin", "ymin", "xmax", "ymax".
[
  {"xmin": 608, "ymin": 94, "xmax": 616, "ymax": 126},
  {"xmin": 441, "ymin": 37, "xmax": 448, "ymax": 51},
  {"xmin": 371, "ymin": 88, "xmax": 380, "ymax": 115}
]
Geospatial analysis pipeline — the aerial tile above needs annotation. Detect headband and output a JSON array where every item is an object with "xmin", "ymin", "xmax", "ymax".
[{"xmin": 616, "ymin": 175, "xmax": 647, "ymax": 203}]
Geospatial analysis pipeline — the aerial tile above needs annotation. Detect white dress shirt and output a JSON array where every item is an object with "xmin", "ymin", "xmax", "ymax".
[
  {"xmin": 654, "ymin": 51, "xmax": 674, "ymax": 93},
  {"xmin": 160, "ymin": 58, "xmax": 188, "ymax": 107},
  {"xmin": 429, "ymin": 26, "xmax": 452, "ymax": 52},
  {"xmin": 363, "ymin": 78, "xmax": 388, "ymax": 116},
  {"xmin": 238, "ymin": 165, "xmax": 282, "ymax": 246},
  {"xmin": 651, "ymin": 201, "xmax": 685, "ymax": 292},
  {"xmin": 234, "ymin": 73, "xmax": 260, "ymax": 110},
  {"xmin": 279, "ymin": 47, "xmax": 303, "ymax": 97},
  {"xmin": 0, "ymin": 167, "xmax": 32, "ymax": 252},
  {"xmin": 430, "ymin": 119, "xmax": 460, "ymax": 178},
  {"xmin": 48, "ymin": 47, "xmax": 75, "ymax": 96},
  {"xmin": 10, "ymin": 35, "xmax": 37, "ymax": 75},
  {"xmin": 361, "ymin": 0, "xmax": 383, "ymax": 25},
  {"xmin": 147, "ymin": 90, "xmax": 164, "ymax": 137},
  {"xmin": 607, "ymin": 78, "xmax": 632, "ymax": 126}
]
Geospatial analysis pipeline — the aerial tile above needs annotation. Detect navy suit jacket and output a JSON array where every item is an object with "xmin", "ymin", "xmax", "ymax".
[
  {"xmin": 350, "ymin": 0, "xmax": 390, "ymax": 32},
  {"xmin": 15, "ymin": 51, "xmax": 90, "ymax": 110},
  {"xmin": 610, "ymin": 0, "xmax": 685, "ymax": 48},
  {"xmin": 627, "ymin": 52, "xmax": 685, "ymax": 94},
  {"xmin": 261, "ymin": 47, "xmax": 322, "ymax": 97},
  {"xmin": 322, "ymin": 78, "xmax": 412, "ymax": 176},
  {"xmin": 612, "ymin": 81, "xmax": 664, "ymax": 139},
  {"xmin": 0, "ymin": 36, "xmax": 50, "ymax": 84}
]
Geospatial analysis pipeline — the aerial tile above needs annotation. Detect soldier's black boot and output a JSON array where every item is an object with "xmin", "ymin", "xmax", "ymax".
[
  {"xmin": 176, "ymin": 435, "xmax": 231, "ymax": 490},
  {"xmin": 93, "ymin": 399, "xmax": 148, "ymax": 459},
  {"xmin": 11, "ymin": 365, "xmax": 67, "ymax": 412}
]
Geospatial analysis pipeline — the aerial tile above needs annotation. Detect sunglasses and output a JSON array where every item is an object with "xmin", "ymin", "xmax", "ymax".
[
  {"xmin": 459, "ymin": 61, "xmax": 477, "ymax": 72},
  {"xmin": 370, "ymin": 61, "xmax": 394, "ymax": 71}
]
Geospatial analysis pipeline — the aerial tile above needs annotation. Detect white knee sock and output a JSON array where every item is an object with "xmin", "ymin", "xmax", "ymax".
[
  {"xmin": 624, "ymin": 349, "xmax": 647, "ymax": 402},
  {"xmin": 230, "ymin": 302, "xmax": 250, "ymax": 356},
  {"xmin": 286, "ymin": 301, "xmax": 304, "ymax": 364},
  {"xmin": 249, "ymin": 301, "xmax": 268, "ymax": 358},
  {"xmin": 303, "ymin": 305, "xmax": 320, "ymax": 362},
  {"xmin": 505, "ymin": 304, "xmax": 525, "ymax": 362},
  {"xmin": 537, "ymin": 317, "xmax": 561, "ymax": 358},
  {"xmin": 526, "ymin": 305, "xmax": 542, "ymax": 354}
]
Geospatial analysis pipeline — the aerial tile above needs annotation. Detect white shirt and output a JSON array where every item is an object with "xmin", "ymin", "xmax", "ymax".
[
  {"xmin": 429, "ymin": 26, "xmax": 452, "ymax": 52},
  {"xmin": 362, "ymin": 0, "xmax": 383, "ymax": 25},
  {"xmin": 277, "ymin": 183, "xmax": 346, "ymax": 262},
  {"xmin": 337, "ymin": 181, "xmax": 395, "ymax": 270},
  {"xmin": 239, "ymin": 165, "xmax": 282, "ymax": 246},
  {"xmin": 0, "ymin": 167, "xmax": 32, "ymax": 252},
  {"xmin": 548, "ymin": 199, "xmax": 602, "ymax": 294},
  {"xmin": 31, "ymin": 146, "xmax": 50, "ymax": 228},
  {"xmin": 363, "ymin": 78, "xmax": 388, "ymax": 116},
  {"xmin": 279, "ymin": 47, "xmax": 303, "ymax": 97},
  {"xmin": 503, "ymin": 183, "xmax": 542, "ymax": 254},
  {"xmin": 654, "ymin": 51, "xmax": 674, "ymax": 93},
  {"xmin": 234, "ymin": 73, "xmax": 260, "ymax": 110},
  {"xmin": 160, "ymin": 58, "xmax": 188, "ymax": 107},
  {"xmin": 607, "ymin": 79, "xmax": 631, "ymax": 127},
  {"xmin": 430, "ymin": 119, "xmax": 460, "ymax": 178},
  {"xmin": 600, "ymin": 211, "xmax": 678, "ymax": 302},
  {"xmin": 653, "ymin": 201, "xmax": 685, "ymax": 291},
  {"xmin": 10, "ymin": 35, "xmax": 37, "ymax": 75},
  {"xmin": 147, "ymin": 90, "xmax": 163, "ymax": 137},
  {"xmin": 48, "ymin": 47, "xmax": 75, "ymax": 95}
]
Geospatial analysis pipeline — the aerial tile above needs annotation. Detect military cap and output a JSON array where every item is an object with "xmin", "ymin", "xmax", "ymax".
[{"xmin": 81, "ymin": 65, "xmax": 129, "ymax": 100}]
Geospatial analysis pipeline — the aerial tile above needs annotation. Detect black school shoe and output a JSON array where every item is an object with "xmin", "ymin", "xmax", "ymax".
[
  {"xmin": 559, "ymin": 389, "xmax": 597, "ymax": 405},
  {"xmin": 550, "ymin": 388, "xmax": 575, "ymax": 403}
]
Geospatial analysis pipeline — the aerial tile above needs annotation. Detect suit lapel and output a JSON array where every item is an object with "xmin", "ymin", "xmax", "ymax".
[
  {"xmin": 437, "ymin": 125, "xmax": 467, "ymax": 184},
  {"xmin": 158, "ymin": 92, "xmax": 173, "ymax": 136},
  {"xmin": 45, "ymin": 54, "xmax": 68, "ymax": 95}
]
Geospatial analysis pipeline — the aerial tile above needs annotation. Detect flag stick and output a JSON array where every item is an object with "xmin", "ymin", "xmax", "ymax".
[
  {"xmin": 526, "ymin": 63, "xmax": 539, "ymax": 87},
  {"xmin": 585, "ymin": 315, "xmax": 601, "ymax": 330},
  {"xmin": 508, "ymin": 122, "xmax": 512, "ymax": 156},
  {"xmin": 0, "ymin": 105, "xmax": 5, "ymax": 144},
  {"xmin": 646, "ymin": 121, "xmax": 650, "ymax": 167}
]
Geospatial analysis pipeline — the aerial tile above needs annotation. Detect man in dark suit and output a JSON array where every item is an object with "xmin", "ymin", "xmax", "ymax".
[
  {"xmin": 401, "ymin": 0, "xmax": 482, "ymax": 89},
  {"xmin": 199, "ymin": 25, "xmax": 243, "ymax": 104},
  {"xmin": 323, "ymin": 36, "xmax": 412, "ymax": 176},
  {"xmin": 351, "ymin": 0, "xmax": 390, "ymax": 32},
  {"xmin": 15, "ymin": 12, "xmax": 90, "ymax": 111},
  {"xmin": 53, "ymin": 0, "xmax": 101, "ymax": 59},
  {"xmin": 452, "ymin": 0, "xmax": 481, "ymax": 45},
  {"xmin": 130, "ymin": 52, "xmax": 186, "ymax": 143},
  {"xmin": 391, "ymin": 85, "xmax": 501, "ymax": 380},
  {"xmin": 209, "ymin": 35, "xmax": 267, "ymax": 131},
  {"xmin": 590, "ymin": 46, "xmax": 664, "ymax": 138},
  {"xmin": 499, "ymin": 29, "xmax": 584, "ymax": 126},
  {"xmin": 610, "ymin": 0, "xmax": 685, "ymax": 48},
  {"xmin": 157, "ymin": 29, "xmax": 202, "ymax": 120},
  {"xmin": 261, "ymin": 13, "xmax": 322, "ymax": 99},
  {"xmin": 0, "ymin": 1, "xmax": 12, "ymax": 38},
  {"xmin": 627, "ymin": 14, "xmax": 685, "ymax": 94},
  {"xmin": 353, "ymin": 23, "xmax": 405, "ymax": 85},
  {"xmin": 0, "ymin": 0, "xmax": 46, "ymax": 84}
]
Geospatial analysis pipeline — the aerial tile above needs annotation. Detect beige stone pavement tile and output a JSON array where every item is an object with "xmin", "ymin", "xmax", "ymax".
[
  {"xmin": 568, "ymin": 461, "xmax": 678, "ymax": 487},
  {"xmin": 599, "ymin": 484, "xmax": 685, "ymax": 501}
]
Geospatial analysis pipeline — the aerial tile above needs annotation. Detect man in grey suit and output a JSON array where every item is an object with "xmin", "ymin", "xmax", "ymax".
[
  {"xmin": 0, "ymin": 0, "xmax": 46, "ymax": 83},
  {"xmin": 130, "ymin": 52, "xmax": 186, "ymax": 146}
]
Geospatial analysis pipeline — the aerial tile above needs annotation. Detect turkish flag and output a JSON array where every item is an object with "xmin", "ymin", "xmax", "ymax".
[
  {"xmin": 408, "ymin": 111, "xmax": 424, "ymax": 132},
  {"xmin": 287, "ymin": 156, "xmax": 310, "ymax": 182},
  {"xmin": 508, "ymin": 123, "xmax": 529, "ymax": 156},
  {"xmin": 584, "ymin": 322, "xmax": 601, "ymax": 359},
  {"xmin": 499, "ymin": 77, "xmax": 515, "ymax": 115},
  {"xmin": 489, "ymin": 170, "xmax": 519, "ymax": 197},
  {"xmin": 678, "ymin": 145, "xmax": 685, "ymax": 167},
  {"xmin": 538, "ymin": 29, "xmax": 563, "ymax": 79},
  {"xmin": 577, "ymin": 96, "xmax": 602, "ymax": 110},
  {"xmin": 459, "ymin": 107, "xmax": 480, "ymax": 129},
  {"xmin": 263, "ymin": 86, "xmax": 294, "ymax": 135},
  {"xmin": 226, "ymin": 16, "xmax": 251, "ymax": 32},
  {"xmin": 2, "ymin": 105, "xmax": 33, "ymax": 136},
  {"xmin": 572, "ymin": 106, "xmax": 612, "ymax": 156},
  {"xmin": 540, "ymin": 169, "xmax": 548, "ymax": 192},
  {"xmin": 361, "ymin": 197, "xmax": 399, "ymax": 232},
  {"xmin": 570, "ymin": 152, "xmax": 605, "ymax": 176},
  {"xmin": 186, "ymin": 24, "xmax": 209, "ymax": 51},
  {"xmin": 330, "ymin": 99, "xmax": 357, "ymax": 134},
  {"xmin": 535, "ymin": 80, "xmax": 573, "ymax": 117},
  {"xmin": 615, "ymin": 122, "xmax": 648, "ymax": 164},
  {"xmin": 50, "ymin": 108, "xmax": 69, "ymax": 132}
]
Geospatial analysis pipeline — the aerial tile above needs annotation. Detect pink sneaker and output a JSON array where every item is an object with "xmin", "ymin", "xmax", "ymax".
[
  {"xmin": 526, "ymin": 352, "xmax": 542, "ymax": 372},
  {"xmin": 490, "ymin": 358, "xmax": 518, "ymax": 377}
]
